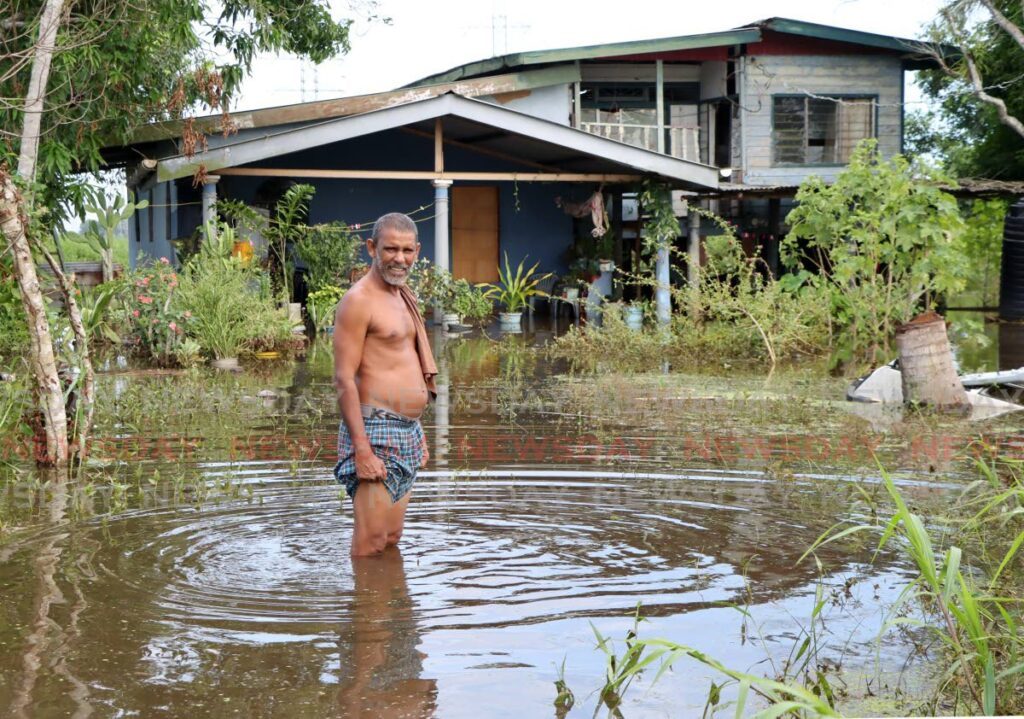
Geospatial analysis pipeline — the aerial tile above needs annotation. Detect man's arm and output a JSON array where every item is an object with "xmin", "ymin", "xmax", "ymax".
[{"xmin": 333, "ymin": 291, "xmax": 386, "ymax": 481}]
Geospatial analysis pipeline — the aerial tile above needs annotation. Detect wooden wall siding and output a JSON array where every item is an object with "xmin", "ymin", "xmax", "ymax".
[{"xmin": 740, "ymin": 54, "xmax": 903, "ymax": 186}]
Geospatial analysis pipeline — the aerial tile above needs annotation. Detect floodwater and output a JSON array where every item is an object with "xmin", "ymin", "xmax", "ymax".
[{"xmin": 1, "ymin": 318, "xmax": 1022, "ymax": 718}]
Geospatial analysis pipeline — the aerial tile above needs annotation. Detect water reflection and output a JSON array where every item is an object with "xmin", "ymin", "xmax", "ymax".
[
  {"xmin": 336, "ymin": 548, "xmax": 436, "ymax": 718},
  {"xmin": 1, "ymin": 326, "xmax": 1018, "ymax": 716}
]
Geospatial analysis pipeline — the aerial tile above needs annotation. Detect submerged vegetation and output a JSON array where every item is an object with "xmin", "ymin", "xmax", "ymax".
[
  {"xmin": 568, "ymin": 455, "xmax": 1024, "ymax": 717},
  {"xmin": 553, "ymin": 141, "xmax": 995, "ymax": 375}
]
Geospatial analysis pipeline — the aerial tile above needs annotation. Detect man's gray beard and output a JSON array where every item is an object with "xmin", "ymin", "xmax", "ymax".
[{"xmin": 375, "ymin": 257, "xmax": 409, "ymax": 287}]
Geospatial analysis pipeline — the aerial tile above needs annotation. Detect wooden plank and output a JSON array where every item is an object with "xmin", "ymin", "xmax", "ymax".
[
  {"xmin": 216, "ymin": 168, "xmax": 644, "ymax": 182},
  {"xmin": 452, "ymin": 186, "xmax": 500, "ymax": 283},
  {"xmin": 434, "ymin": 119, "xmax": 444, "ymax": 173}
]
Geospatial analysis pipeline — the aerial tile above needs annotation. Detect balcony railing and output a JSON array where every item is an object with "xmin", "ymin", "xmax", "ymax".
[{"xmin": 580, "ymin": 121, "xmax": 700, "ymax": 163}]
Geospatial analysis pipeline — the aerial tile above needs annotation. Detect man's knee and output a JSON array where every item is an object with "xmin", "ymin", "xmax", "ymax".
[
  {"xmin": 386, "ymin": 530, "xmax": 402, "ymax": 546},
  {"xmin": 352, "ymin": 529, "xmax": 389, "ymax": 556}
]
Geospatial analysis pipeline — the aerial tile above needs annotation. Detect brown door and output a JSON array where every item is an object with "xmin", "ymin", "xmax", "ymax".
[{"xmin": 452, "ymin": 186, "xmax": 499, "ymax": 283}]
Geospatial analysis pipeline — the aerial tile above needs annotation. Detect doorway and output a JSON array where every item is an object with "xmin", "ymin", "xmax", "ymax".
[{"xmin": 452, "ymin": 185, "xmax": 499, "ymax": 283}]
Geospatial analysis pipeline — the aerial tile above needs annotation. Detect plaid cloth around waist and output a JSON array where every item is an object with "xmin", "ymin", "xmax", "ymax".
[{"xmin": 334, "ymin": 415, "xmax": 425, "ymax": 503}]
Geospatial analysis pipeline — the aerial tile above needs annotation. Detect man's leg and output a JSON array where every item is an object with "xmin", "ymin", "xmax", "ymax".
[
  {"xmin": 351, "ymin": 481, "xmax": 393, "ymax": 556},
  {"xmin": 384, "ymin": 492, "xmax": 412, "ymax": 547}
]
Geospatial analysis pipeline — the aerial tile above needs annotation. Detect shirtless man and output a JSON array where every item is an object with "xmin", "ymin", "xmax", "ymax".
[{"xmin": 333, "ymin": 213, "xmax": 436, "ymax": 557}]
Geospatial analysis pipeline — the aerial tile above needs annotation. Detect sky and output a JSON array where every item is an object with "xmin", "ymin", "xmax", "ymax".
[{"xmin": 234, "ymin": 0, "xmax": 948, "ymax": 112}]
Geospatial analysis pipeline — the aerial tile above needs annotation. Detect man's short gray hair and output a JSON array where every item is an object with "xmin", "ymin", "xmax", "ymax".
[{"xmin": 371, "ymin": 212, "xmax": 418, "ymax": 242}]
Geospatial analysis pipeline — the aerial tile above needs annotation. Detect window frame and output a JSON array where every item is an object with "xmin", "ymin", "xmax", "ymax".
[{"xmin": 770, "ymin": 93, "xmax": 879, "ymax": 168}]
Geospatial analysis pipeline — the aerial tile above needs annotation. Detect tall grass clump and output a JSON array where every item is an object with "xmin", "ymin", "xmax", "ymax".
[
  {"xmin": 174, "ymin": 223, "xmax": 296, "ymax": 361},
  {"xmin": 804, "ymin": 458, "xmax": 1024, "ymax": 715},
  {"xmin": 550, "ymin": 215, "xmax": 829, "ymax": 373}
]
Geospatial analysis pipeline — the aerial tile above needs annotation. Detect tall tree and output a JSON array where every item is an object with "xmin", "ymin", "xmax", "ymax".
[
  {"xmin": 919, "ymin": 0, "xmax": 1024, "ymax": 178},
  {"xmin": 1, "ymin": 0, "xmax": 361, "ymax": 466}
]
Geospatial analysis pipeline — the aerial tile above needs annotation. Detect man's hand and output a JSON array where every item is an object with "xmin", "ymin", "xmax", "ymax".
[
  {"xmin": 420, "ymin": 432, "xmax": 429, "ymax": 468},
  {"xmin": 355, "ymin": 448, "xmax": 387, "ymax": 482}
]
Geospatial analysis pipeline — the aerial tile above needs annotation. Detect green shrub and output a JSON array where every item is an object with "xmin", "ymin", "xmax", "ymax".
[
  {"xmin": 450, "ymin": 279, "xmax": 493, "ymax": 324},
  {"xmin": 174, "ymin": 225, "xmax": 290, "ymax": 360},
  {"xmin": 783, "ymin": 140, "xmax": 966, "ymax": 369},
  {"xmin": 0, "ymin": 271, "xmax": 29, "ymax": 361},
  {"xmin": 306, "ymin": 285, "xmax": 346, "ymax": 331},
  {"xmin": 294, "ymin": 222, "xmax": 362, "ymax": 292},
  {"xmin": 120, "ymin": 257, "xmax": 191, "ymax": 366}
]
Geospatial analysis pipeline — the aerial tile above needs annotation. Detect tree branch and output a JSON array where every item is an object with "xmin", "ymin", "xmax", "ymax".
[
  {"xmin": 978, "ymin": 0, "xmax": 1024, "ymax": 52},
  {"xmin": 963, "ymin": 46, "xmax": 1024, "ymax": 140}
]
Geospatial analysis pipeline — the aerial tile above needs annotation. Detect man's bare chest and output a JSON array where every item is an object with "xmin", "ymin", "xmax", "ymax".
[{"xmin": 367, "ymin": 305, "xmax": 416, "ymax": 346}]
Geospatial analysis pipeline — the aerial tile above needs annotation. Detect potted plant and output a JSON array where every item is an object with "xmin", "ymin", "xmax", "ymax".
[
  {"xmin": 480, "ymin": 254, "xmax": 552, "ymax": 331},
  {"xmin": 450, "ymin": 279, "xmax": 493, "ymax": 327},
  {"xmin": 624, "ymin": 299, "xmax": 648, "ymax": 330}
]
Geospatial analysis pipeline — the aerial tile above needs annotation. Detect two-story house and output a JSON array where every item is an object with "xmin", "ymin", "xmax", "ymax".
[{"xmin": 112, "ymin": 17, "xmax": 940, "ymax": 293}]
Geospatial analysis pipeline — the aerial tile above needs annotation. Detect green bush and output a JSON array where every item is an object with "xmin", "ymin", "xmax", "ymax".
[
  {"xmin": 450, "ymin": 279, "xmax": 493, "ymax": 324},
  {"xmin": 174, "ymin": 224, "xmax": 295, "ymax": 360},
  {"xmin": 120, "ymin": 258, "xmax": 191, "ymax": 366},
  {"xmin": 306, "ymin": 285, "xmax": 346, "ymax": 331},
  {"xmin": 783, "ymin": 140, "xmax": 966, "ymax": 369},
  {"xmin": 0, "ymin": 271, "xmax": 29, "ymax": 361},
  {"xmin": 294, "ymin": 222, "xmax": 362, "ymax": 292}
]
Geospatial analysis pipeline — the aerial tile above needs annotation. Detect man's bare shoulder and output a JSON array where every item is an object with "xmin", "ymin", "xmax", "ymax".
[{"xmin": 335, "ymin": 281, "xmax": 377, "ymax": 330}]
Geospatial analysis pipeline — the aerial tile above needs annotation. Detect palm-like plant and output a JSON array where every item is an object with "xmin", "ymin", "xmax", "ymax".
[
  {"xmin": 480, "ymin": 253, "xmax": 552, "ymax": 313},
  {"xmin": 83, "ymin": 188, "xmax": 148, "ymax": 283}
]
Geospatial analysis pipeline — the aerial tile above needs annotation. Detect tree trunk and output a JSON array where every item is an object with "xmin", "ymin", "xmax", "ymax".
[
  {"xmin": 896, "ymin": 311, "xmax": 969, "ymax": 410},
  {"xmin": 6, "ymin": 0, "xmax": 72, "ymax": 466},
  {"xmin": 39, "ymin": 243, "xmax": 94, "ymax": 459},
  {"xmin": 0, "ymin": 171, "xmax": 68, "ymax": 465},
  {"xmin": 101, "ymin": 248, "xmax": 113, "ymax": 284},
  {"xmin": 17, "ymin": 0, "xmax": 66, "ymax": 183}
]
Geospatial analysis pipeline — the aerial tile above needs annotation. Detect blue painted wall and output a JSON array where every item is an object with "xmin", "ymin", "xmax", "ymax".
[{"xmin": 133, "ymin": 128, "xmax": 585, "ymax": 277}]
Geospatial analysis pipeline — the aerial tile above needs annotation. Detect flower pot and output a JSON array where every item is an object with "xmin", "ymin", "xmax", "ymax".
[
  {"xmin": 598, "ymin": 259, "xmax": 615, "ymax": 273},
  {"xmin": 211, "ymin": 357, "xmax": 239, "ymax": 370},
  {"xmin": 624, "ymin": 305, "xmax": 644, "ymax": 331},
  {"xmin": 499, "ymin": 311, "xmax": 523, "ymax": 331}
]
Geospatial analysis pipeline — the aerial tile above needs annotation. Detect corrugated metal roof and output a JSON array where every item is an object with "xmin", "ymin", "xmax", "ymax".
[
  {"xmin": 407, "ymin": 17, "xmax": 950, "ymax": 88},
  {"xmin": 124, "ymin": 65, "xmax": 579, "ymax": 147},
  {"xmin": 156, "ymin": 93, "xmax": 721, "ymax": 190}
]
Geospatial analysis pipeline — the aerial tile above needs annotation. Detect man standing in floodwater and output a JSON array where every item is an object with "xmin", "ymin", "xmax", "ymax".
[{"xmin": 333, "ymin": 212, "xmax": 437, "ymax": 556}]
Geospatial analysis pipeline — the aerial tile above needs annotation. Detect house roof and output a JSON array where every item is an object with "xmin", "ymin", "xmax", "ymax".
[
  {"xmin": 155, "ymin": 93, "xmax": 720, "ymax": 190},
  {"xmin": 407, "ymin": 17, "xmax": 948, "ymax": 86},
  {"xmin": 124, "ymin": 65, "xmax": 580, "ymax": 147}
]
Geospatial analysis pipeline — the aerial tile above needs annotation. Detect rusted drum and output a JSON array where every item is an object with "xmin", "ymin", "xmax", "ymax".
[{"xmin": 896, "ymin": 311, "xmax": 969, "ymax": 409}]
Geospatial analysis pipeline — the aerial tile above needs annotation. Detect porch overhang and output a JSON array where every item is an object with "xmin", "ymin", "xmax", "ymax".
[{"xmin": 155, "ymin": 93, "xmax": 720, "ymax": 190}]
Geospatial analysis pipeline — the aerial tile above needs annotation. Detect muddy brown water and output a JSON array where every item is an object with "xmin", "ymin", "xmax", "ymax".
[{"xmin": 1, "ymin": 323, "xmax": 1021, "ymax": 718}]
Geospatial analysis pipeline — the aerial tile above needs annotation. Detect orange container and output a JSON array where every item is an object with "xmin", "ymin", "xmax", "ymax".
[{"xmin": 231, "ymin": 240, "xmax": 254, "ymax": 264}]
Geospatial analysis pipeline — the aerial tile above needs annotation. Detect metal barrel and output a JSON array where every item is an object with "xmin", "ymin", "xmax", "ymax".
[{"xmin": 999, "ymin": 198, "xmax": 1024, "ymax": 319}]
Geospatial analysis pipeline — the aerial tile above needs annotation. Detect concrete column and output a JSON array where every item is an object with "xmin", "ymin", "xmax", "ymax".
[
  {"xmin": 655, "ymin": 60, "xmax": 665, "ymax": 154},
  {"xmin": 201, "ymin": 175, "xmax": 220, "ymax": 228},
  {"xmin": 432, "ymin": 179, "xmax": 453, "ymax": 273},
  {"xmin": 687, "ymin": 206, "xmax": 701, "ymax": 288},
  {"xmin": 655, "ymin": 244, "xmax": 670, "ymax": 325}
]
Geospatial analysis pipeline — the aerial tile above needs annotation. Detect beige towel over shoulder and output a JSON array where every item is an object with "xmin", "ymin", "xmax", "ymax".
[{"xmin": 399, "ymin": 285, "xmax": 438, "ymax": 399}]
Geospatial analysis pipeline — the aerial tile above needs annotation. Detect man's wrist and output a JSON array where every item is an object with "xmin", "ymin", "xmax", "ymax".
[{"xmin": 353, "ymin": 440, "xmax": 373, "ymax": 456}]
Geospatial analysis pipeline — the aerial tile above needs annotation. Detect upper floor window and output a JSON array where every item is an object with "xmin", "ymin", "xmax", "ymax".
[
  {"xmin": 772, "ymin": 96, "xmax": 875, "ymax": 166},
  {"xmin": 578, "ymin": 82, "xmax": 701, "ymax": 161}
]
